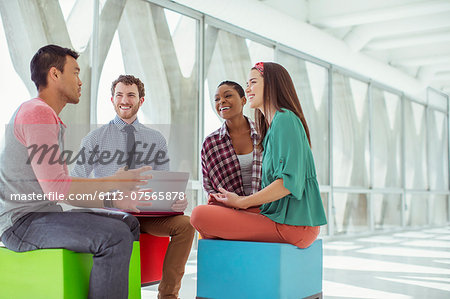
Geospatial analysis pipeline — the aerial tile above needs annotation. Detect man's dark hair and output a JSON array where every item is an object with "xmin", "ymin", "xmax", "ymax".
[
  {"xmin": 30, "ymin": 44, "xmax": 79, "ymax": 90},
  {"xmin": 111, "ymin": 75, "xmax": 145, "ymax": 98}
]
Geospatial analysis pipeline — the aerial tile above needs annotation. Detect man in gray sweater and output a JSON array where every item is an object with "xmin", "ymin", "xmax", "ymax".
[{"xmin": 0, "ymin": 44, "xmax": 151, "ymax": 299}]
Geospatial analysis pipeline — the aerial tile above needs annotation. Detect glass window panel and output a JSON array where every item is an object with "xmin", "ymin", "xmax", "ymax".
[
  {"xmin": 372, "ymin": 88, "xmax": 402, "ymax": 188},
  {"xmin": 405, "ymin": 194, "xmax": 428, "ymax": 226},
  {"xmin": 97, "ymin": 31, "xmax": 125, "ymax": 124},
  {"xmin": 278, "ymin": 52, "xmax": 329, "ymax": 185},
  {"xmin": 0, "ymin": 0, "xmax": 95, "ymax": 161},
  {"xmin": 333, "ymin": 193, "xmax": 369, "ymax": 235},
  {"xmin": 0, "ymin": 17, "xmax": 31, "ymax": 148},
  {"xmin": 96, "ymin": 1, "xmax": 199, "ymax": 179},
  {"xmin": 333, "ymin": 72, "xmax": 369, "ymax": 187},
  {"xmin": 60, "ymin": 0, "xmax": 94, "ymax": 52},
  {"xmin": 182, "ymin": 188, "xmax": 200, "ymax": 217},
  {"xmin": 165, "ymin": 9, "xmax": 197, "ymax": 78},
  {"xmin": 430, "ymin": 195, "xmax": 448, "ymax": 225},
  {"xmin": 373, "ymin": 194, "xmax": 402, "ymax": 230},
  {"xmin": 203, "ymin": 25, "xmax": 274, "ymax": 137},
  {"xmin": 246, "ymin": 39, "xmax": 275, "ymax": 65},
  {"xmin": 3, "ymin": 0, "xmax": 448, "ymax": 238},
  {"xmin": 204, "ymin": 28, "xmax": 250, "ymax": 134},
  {"xmin": 428, "ymin": 109, "xmax": 449, "ymax": 190},
  {"xmin": 404, "ymin": 100, "xmax": 428, "ymax": 189},
  {"xmin": 2, "ymin": 0, "xmax": 91, "ymax": 145},
  {"xmin": 203, "ymin": 81, "xmax": 222, "ymax": 136},
  {"xmin": 59, "ymin": 0, "xmax": 77, "ymax": 20}
]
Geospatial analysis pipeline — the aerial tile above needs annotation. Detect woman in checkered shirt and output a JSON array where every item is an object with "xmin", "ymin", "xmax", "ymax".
[
  {"xmin": 199, "ymin": 81, "xmax": 262, "ymax": 201},
  {"xmin": 191, "ymin": 64, "xmax": 327, "ymax": 248}
]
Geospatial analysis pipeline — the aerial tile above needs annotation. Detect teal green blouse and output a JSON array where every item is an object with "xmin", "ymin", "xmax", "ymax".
[{"xmin": 259, "ymin": 109, "xmax": 327, "ymax": 226}]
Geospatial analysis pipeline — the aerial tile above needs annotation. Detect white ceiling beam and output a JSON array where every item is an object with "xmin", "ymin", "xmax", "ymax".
[
  {"xmin": 433, "ymin": 72, "xmax": 450, "ymax": 81},
  {"xmin": 365, "ymin": 42, "xmax": 450, "ymax": 64},
  {"xmin": 259, "ymin": 0, "xmax": 308, "ymax": 22},
  {"xmin": 309, "ymin": 0, "xmax": 420, "ymax": 25},
  {"xmin": 310, "ymin": 0, "xmax": 450, "ymax": 28},
  {"xmin": 344, "ymin": 12, "xmax": 450, "ymax": 51},
  {"xmin": 417, "ymin": 64, "xmax": 450, "ymax": 83},
  {"xmin": 393, "ymin": 55, "xmax": 450, "ymax": 67},
  {"xmin": 173, "ymin": 0, "xmax": 428, "ymax": 97},
  {"xmin": 366, "ymin": 31, "xmax": 450, "ymax": 50},
  {"xmin": 309, "ymin": 0, "xmax": 421, "ymax": 15},
  {"xmin": 396, "ymin": 65, "xmax": 420, "ymax": 78},
  {"xmin": 430, "ymin": 79, "xmax": 450, "ymax": 88}
]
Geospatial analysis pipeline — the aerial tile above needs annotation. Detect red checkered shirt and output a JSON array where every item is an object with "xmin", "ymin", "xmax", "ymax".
[{"xmin": 201, "ymin": 117, "xmax": 262, "ymax": 196}]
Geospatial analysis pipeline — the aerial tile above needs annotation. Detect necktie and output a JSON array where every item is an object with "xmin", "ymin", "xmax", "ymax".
[{"xmin": 123, "ymin": 125, "xmax": 136, "ymax": 169}]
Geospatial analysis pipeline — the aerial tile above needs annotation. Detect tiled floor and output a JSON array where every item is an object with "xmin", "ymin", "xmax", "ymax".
[{"xmin": 143, "ymin": 226, "xmax": 450, "ymax": 298}]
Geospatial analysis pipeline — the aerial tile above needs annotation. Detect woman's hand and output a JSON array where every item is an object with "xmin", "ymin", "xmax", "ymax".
[
  {"xmin": 207, "ymin": 193, "xmax": 221, "ymax": 205},
  {"xmin": 213, "ymin": 188, "xmax": 248, "ymax": 209}
]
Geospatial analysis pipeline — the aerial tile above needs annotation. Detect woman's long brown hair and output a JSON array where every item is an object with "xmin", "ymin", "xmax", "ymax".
[{"xmin": 254, "ymin": 62, "xmax": 311, "ymax": 150}]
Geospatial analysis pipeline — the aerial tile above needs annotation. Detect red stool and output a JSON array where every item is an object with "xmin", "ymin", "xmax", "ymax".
[{"xmin": 139, "ymin": 233, "xmax": 170, "ymax": 286}]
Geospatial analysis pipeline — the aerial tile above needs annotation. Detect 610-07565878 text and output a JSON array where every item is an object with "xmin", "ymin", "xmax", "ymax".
[{"xmin": 99, "ymin": 191, "xmax": 185, "ymax": 201}]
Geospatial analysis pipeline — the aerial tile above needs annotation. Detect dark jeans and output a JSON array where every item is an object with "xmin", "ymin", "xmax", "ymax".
[{"xmin": 1, "ymin": 208, "xmax": 140, "ymax": 299}]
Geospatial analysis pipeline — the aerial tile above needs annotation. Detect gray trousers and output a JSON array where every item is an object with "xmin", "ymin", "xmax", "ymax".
[{"xmin": 1, "ymin": 208, "xmax": 140, "ymax": 299}]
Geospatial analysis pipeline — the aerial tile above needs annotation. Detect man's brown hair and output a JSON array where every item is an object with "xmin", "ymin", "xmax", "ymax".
[{"xmin": 111, "ymin": 75, "xmax": 145, "ymax": 98}]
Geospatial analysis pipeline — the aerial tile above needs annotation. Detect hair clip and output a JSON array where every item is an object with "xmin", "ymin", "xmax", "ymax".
[{"xmin": 254, "ymin": 62, "xmax": 264, "ymax": 75}]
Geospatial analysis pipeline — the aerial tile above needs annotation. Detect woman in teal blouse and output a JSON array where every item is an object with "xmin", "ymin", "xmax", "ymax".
[{"xmin": 191, "ymin": 62, "xmax": 326, "ymax": 248}]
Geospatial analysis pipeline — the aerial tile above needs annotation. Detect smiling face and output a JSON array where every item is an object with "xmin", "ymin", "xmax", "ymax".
[
  {"xmin": 245, "ymin": 69, "xmax": 264, "ymax": 111},
  {"xmin": 214, "ymin": 84, "xmax": 246, "ymax": 120},
  {"xmin": 111, "ymin": 82, "xmax": 144, "ymax": 123}
]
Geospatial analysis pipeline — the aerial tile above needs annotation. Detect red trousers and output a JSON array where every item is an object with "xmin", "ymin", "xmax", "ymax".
[{"xmin": 190, "ymin": 205, "xmax": 319, "ymax": 249}]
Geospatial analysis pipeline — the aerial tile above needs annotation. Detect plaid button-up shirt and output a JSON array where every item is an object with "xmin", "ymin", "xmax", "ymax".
[{"xmin": 201, "ymin": 117, "xmax": 262, "ymax": 196}]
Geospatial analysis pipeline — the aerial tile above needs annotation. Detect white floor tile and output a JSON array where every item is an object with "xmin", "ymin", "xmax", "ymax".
[{"xmin": 323, "ymin": 280, "xmax": 412, "ymax": 299}]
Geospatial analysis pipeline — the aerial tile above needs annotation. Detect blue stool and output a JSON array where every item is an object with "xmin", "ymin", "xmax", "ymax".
[{"xmin": 197, "ymin": 239, "xmax": 323, "ymax": 299}]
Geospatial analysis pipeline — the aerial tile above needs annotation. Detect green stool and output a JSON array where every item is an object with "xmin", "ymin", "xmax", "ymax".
[{"xmin": 0, "ymin": 241, "xmax": 141, "ymax": 299}]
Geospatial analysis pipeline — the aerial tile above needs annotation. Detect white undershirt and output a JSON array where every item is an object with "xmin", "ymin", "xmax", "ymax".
[{"xmin": 237, "ymin": 152, "xmax": 253, "ymax": 196}]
